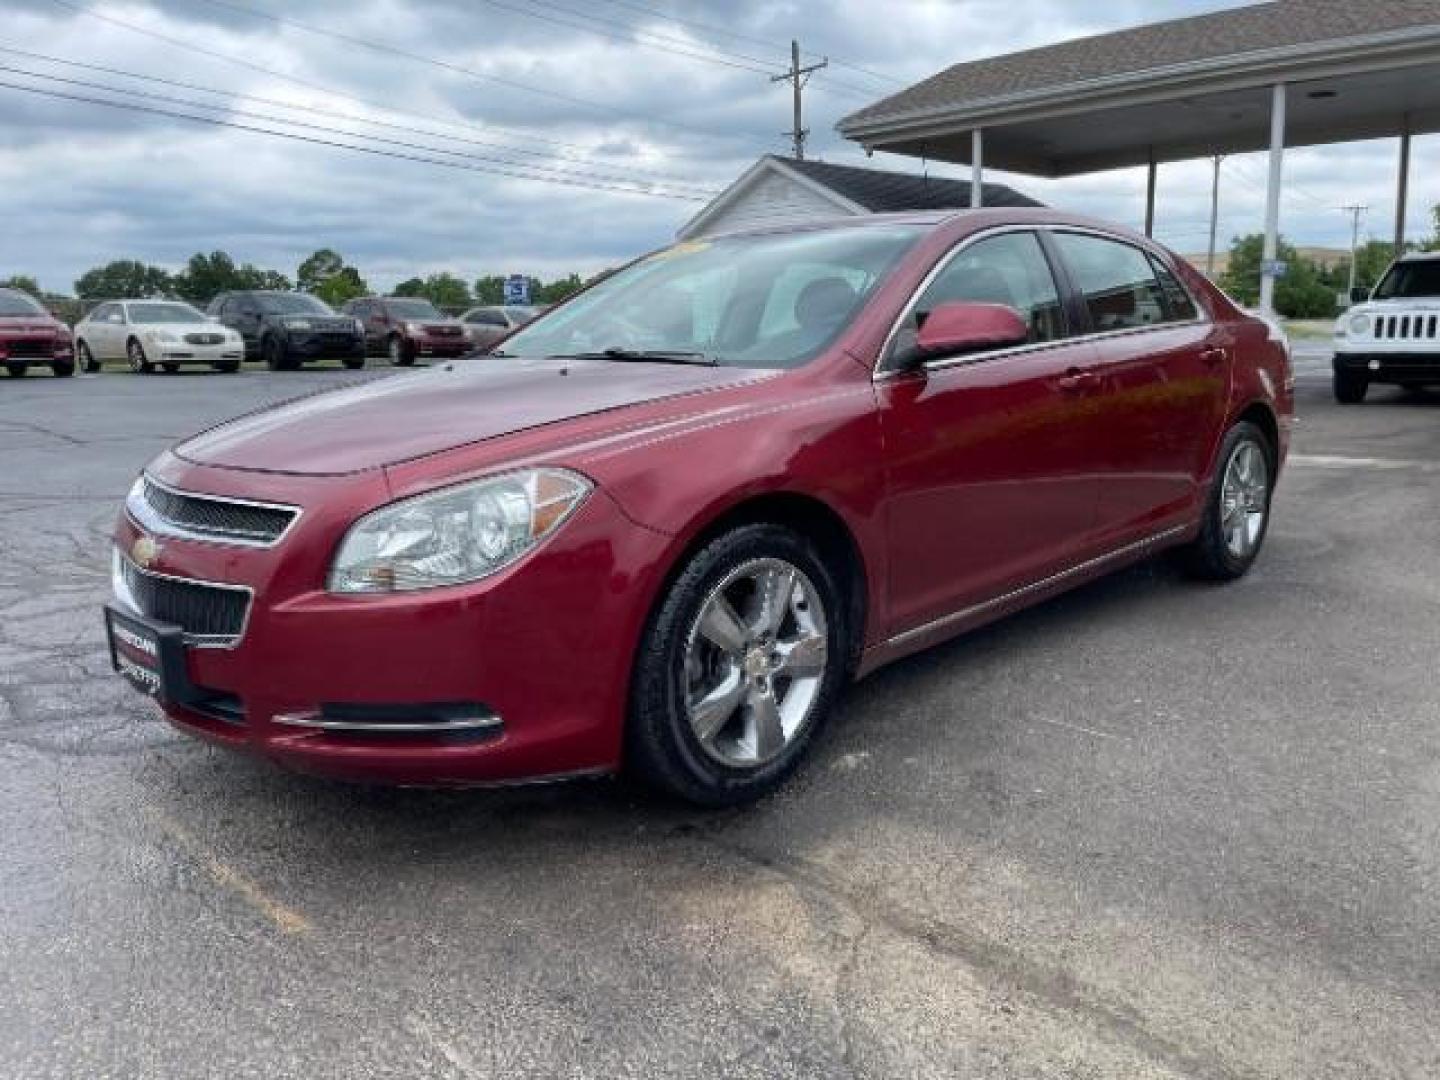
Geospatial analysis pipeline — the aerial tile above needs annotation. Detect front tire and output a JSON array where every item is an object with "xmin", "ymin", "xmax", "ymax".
[
  {"xmin": 1178, "ymin": 421, "xmax": 1274, "ymax": 581},
  {"xmin": 342, "ymin": 354, "xmax": 366, "ymax": 370},
  {"xmin": 263, "ymin": 334, "xmax": 295, "ymax": 371},
  {"xmin": 77, "ymin": 341, "xmax": 100, "ymax": 373},
  {"xmin": 388, "ymin": 335, "xmax": 415, "ymax": 367},
  {"xmin": 1334, "ymin": 369, "xmax": 1368, "ymax": 403},
  {"xmin": 627, "ymin": 524, "xmax": 849, "ymax": 806},
  {"xmin": 126, "ymin": 339, "xmax": 153, "ymax": 374},
  {"xmin": 214, "ymin": 359, "xmax": 240, "ymax": 374},
  {"xmin": 50, "ymin": 360, "xmax": 75, "ymax": 378}
]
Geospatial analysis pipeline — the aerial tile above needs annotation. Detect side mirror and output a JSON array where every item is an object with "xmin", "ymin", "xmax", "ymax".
[
  {"xmin": 1349, "ymin": 286, "xmax": 1370, "ymax": 304},
  {"xmin": 906, "ymin": 302, "xmax": 1030, "ymax": 365}
]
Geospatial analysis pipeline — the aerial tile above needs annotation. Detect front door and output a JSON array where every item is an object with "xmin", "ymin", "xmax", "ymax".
[{"xmin": 877, "ymin": 229, "xmax": 1112, "ymax": 636}]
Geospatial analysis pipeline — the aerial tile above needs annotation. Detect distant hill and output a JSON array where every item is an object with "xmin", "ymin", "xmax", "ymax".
[{"xmin": 1180, "ymin": 246, "xmax": 1349, "ymax": 279}]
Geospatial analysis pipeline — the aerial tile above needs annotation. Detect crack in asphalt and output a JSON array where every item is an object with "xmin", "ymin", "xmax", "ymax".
[{"xmin": 686, "ymin": 827, "xmax": 1248, "ymax": 1080}]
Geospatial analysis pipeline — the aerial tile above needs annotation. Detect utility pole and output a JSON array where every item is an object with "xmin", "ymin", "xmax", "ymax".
[
  {"xmin": 771, "ymin": 40, "xmax": 827, "ymax": 160},
  {"xmin": 1206, "ymin": 154, "xmax": 1224, "ymax": 278},
  {"xmin": 1340, "ymin": 204, "xmax": 1368, "ymax": 300}
]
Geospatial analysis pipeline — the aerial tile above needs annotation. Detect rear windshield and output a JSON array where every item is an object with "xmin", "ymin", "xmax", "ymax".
[
  {"xmin": 500, "ymin": 225, "xmax": 924, "ymax": 370},
  {"xmin": 256, "ymin": 293, "xmax": 334, "ymax": 315},
  {"xmin": 0, "ymin": 291, "xmax": 44, "ymax": 317},
  {"xmin": 127, "ymin": 303, "xmax": 206, "ymax": 324},
  {"xmin": 385, "ymin": 300, "xmax": 443, "ymax": 319},
  {"xmin": 1373, "ymin": 260, "xmax": 1440, "ymax": 300}
]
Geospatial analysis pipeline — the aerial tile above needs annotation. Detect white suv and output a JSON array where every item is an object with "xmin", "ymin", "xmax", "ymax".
[{"xmin": 1332, "ymin": 252, "xmax": 1440, "ymax": 402}]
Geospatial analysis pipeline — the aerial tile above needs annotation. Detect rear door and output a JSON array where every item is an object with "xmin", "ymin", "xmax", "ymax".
[
  {"xmin": 1046, "ymin": 231, "xmax": 1228, "ymax": 539},
  {"xmin": 87, "ymin": 304, "xmax": 118, "ymax": 358},
  {"xmin": 876, "ymin": 229, "xmax": 1110, "ymax": 635}
]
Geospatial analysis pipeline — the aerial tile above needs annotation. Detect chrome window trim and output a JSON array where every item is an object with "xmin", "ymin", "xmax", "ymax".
[
  {"xmin": 111, "ymin": 547, "xmax": 255, "ymax": 650},
  {"xmin": 886, "ymin": 525, "xmax": 1188, "ymax": 649},
  {"xmin": 127, "ymin": 473, "xmax": 303, "ymax": 549},
  {"xmin": 872, "ymin": 224, "xmax": 1210, "ymax": 383}
]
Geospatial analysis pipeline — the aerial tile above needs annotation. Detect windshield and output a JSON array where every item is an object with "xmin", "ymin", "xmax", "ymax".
[
  {"xmin": 127, "ymin": 302, "xmax": 206, "ymax": 324},
  {"xmin": 1373, "ymin": 260, "xmax": 1440, "ymax": 300},
  {"xmin": 386, "ymin": 299, "xmax": 444, "ymax": 319},
  {"xmin": 0, "ymin": 291, "xmax": 45, "ymax": 317},
  {"xmin": 256, "ymin": 293, "xmax": 334, "ymax": 315},
  {"xmin": 500, "ymin": 225, "xmax": 924, "ymax": 369}
]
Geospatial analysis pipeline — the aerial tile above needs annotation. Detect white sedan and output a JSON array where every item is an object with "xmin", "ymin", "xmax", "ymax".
[{"xmin": 75, "ymin": 300, "xmax": 245, "ymax": 374}]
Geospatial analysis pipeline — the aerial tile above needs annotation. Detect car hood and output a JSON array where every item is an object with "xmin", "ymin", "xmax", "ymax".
[
  {"xmin": 175, "ymin": 358, "xmax": 776, "ymax": 475},
  {"xmin": 133, "ymin": 322, "xmax": 234, "ymax": 334}
]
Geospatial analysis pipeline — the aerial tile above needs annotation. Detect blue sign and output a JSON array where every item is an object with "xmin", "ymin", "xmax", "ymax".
[{"xmin": 504, "ymin": 274, "xmax": 530, "ymax": 305}]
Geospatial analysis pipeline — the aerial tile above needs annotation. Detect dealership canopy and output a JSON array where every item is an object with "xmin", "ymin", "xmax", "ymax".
[{"xmin": 837, "ymin": 0, "xmax": 1440, "ymax": 310}]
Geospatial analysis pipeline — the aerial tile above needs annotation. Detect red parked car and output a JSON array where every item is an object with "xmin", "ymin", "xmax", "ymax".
[
  {"xmin": 105, "ymin": 211, "xmax": 1292, "ymax": 805},
  {"xmin": 0, "ymin": 287, "xmax": 75, "ymax": 377}
]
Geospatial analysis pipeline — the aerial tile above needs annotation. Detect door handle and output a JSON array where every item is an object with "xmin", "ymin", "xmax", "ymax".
[
  {"xmin": 1056, "ymin": 367, "xmax": 1100, "ymax": 393},
  {"xmin": 1200, "ymin": 345, "xmax": 1228, "ymax": 366}
]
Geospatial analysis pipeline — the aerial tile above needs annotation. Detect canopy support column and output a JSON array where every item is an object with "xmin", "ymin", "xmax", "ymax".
[
  {"xmin": 1260, "ymin": 82, "xmax": 1287, "ymax": 315},
  {"xmin": 1395, "ymin": 114, "xmax": 1412, "ymax": 252},
  {"xmin": 1144, "ymin": 150, "xmax": 1157, "ymax": 237},
  {"xmin": 971, "ymin": 128, "xmax": 983, "ymax": 208}
]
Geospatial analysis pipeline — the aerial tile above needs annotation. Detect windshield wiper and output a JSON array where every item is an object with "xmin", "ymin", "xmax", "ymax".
[{"xmin": 551, "ymin": 348, "xmax": 718, "ymax": 366}]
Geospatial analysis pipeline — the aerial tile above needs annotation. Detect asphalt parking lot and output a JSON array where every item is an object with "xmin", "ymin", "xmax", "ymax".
[{"xmin": 2, "ymin": 347, "xmax": 1438, "ymax": 1079}]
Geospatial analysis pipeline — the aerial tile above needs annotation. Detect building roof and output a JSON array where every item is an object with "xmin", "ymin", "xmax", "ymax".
[
  {"xmin": 676, "ymin": 154, "xmax": 1041, "ymax": 239},
  {"xmin": 837, "ymin": 0, "xmax": 1440, "ymax": 176},
  {"xmin": 777, "ymin": 155, "xmax": 1042, "ymax": 211}
]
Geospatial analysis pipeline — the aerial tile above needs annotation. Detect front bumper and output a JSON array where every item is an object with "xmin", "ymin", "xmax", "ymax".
[
  {"xmin": 108, "ymin": 454, "xmax": 670, "ymax": 785},
  {"xmin": 152, "ymin": 342, "xmax": 244, "ymax": 365},
  {"xmin": 409, "ymin": 335, "xmax": 471, "ymax": 358},
  {"xmin": 286, "ymin": 331, "xmax": 365, "ymax": 358},
  {"xmin": 1334, "ymin": 352, "xmax": 1440, "ymax": 383}
]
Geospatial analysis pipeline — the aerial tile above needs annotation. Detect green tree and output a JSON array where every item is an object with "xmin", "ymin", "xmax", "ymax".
[
  {"xmin": 1220, "ymin": 234, "xmax": 1336, "ymax": 318},
  {"xmin": 297, "ymin": 249, "xmax": 345, "ymax": 293},
  {"xmin": 314, "ymin": 266, "xmax": 368, "ymax": 307},
  {"xmin": 473, "ymin": 275, "xmax": 506, "ymax": 305},
  {"xmin": 74, "ymin": 260, "xmax": 173, "ymax": 300},
  {"xmin": 174, "ymin": 252, "xmax": 291, "ymax": 305},
  {"xmin": 535, "ymin": 273, "xmax": 584, "ymax": 304},
  {"xmin": 1, "ymin": 275, "xmax": 42, "ymax": 297},
  {"xmin": 391, "ymin": 272, "xmax": 470, "ymax": 311}
]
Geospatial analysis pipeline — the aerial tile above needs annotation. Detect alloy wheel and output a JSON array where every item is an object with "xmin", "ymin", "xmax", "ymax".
[
  {"xmin": 127, "ymin": 340, "xmax": 148, "ymax": 374},
  {"xmin": 1220, "ymin": 440, "xmax": 1269, "ymax": 559},
  {"xmin": 683, "ymin": 558, "xmax": 828, "ymax": 768}
]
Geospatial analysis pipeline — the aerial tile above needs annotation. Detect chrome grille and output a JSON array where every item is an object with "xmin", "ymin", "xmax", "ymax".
[
  {"xmin": 138, "ymin": 477, "xmax": 299, "ymax": 547},
  {"xmin": 3, "ymin": 339, "xmax": 54, "ymax": 358},
  {"xmin": 428, "ymin": 325, "xmax": 463, "ymax": 337},
  {"xmin": 185, "ymin": 332, "xmax": 225, "ymax": 345},
  {"xmin": 113, "ymin": 551, "xmax": 251, "ymax": 646}
]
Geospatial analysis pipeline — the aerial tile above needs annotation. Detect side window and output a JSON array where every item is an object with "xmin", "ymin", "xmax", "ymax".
[
  {"xmin": 111, "ymin": 306, "xmax": 127, "ymax": 324},
  {"xmin": 90, "ymin": 304, "xmax": 111, "ymax": 323},
  {"xmin": 1148, "ymin": 255, "xmax": 1199, "ymax": 322},
  {"xmin": 479, "ymin": 310, "xmax": 507, "ymax": 327},
  {"xmin": 1052, "ymin": 233, "xmax": 1168, "ymax": 332},
  {"xmin": 897, "ymin": 231, "xmax": 1066, "ymax": 355}
]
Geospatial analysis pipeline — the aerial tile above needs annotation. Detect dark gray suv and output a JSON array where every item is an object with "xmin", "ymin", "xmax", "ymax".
[{"xmin": 207, "ymin": 291, "xmax": 366, "ymax": 370}]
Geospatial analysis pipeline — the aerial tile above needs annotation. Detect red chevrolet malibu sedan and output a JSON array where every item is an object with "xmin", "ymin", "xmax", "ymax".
[{"xmin": 106, "ymin": 210, "xmax": 1292, "ymax": 805}]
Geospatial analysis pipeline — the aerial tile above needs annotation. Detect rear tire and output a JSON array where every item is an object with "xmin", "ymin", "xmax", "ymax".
[
  {"xmin": 627, "ymin": 524, "xmax": 849, "ymax": 806},
  {"xmin": 1177, "ymin": 421, "xmax": 1274, "ymax": 582},
  {"xmin": 4, "ymin": 362, "xmax": 28, "ymax": 378},
  {"xmin": 342, "ymin": 354, "xmax": 366, "ymax": 370},
  {"xmin": 50, "ymin": 360, "xmax": 75, "ymax": 378},
  {"xmin": 1333, "ymin": 369, "xmax": 1368, "ymax": 403},
  {"xmin": 214, "ymin": 359, "xmax": 240, "ymax": 374},
  {"xmin": 163, "ymin": 363, "xmax": 180, "ymax": 374}
]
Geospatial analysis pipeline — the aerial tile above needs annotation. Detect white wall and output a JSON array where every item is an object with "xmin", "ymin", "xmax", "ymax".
[{"xmin": 685, "ymin": 170, "xmax": 855, "ymax": 238}]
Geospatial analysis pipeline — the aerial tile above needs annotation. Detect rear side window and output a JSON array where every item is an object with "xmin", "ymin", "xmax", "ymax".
[
  {"xmin": 1149, "ymin": 255, "xmax": 1199, "ymax": 321},
  {"xmin": 1052, "ymin": 233, "xmax": 1168, "ymax": 332}
]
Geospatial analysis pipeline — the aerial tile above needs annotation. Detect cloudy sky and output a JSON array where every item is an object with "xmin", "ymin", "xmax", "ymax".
[{"xmin": 3, "ymin": 0, "xmax": 1435, "ymax": 295}]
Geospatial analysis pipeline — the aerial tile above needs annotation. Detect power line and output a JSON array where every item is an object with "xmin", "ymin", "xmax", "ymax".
[
  {"xmin": 0, "ymin": 63, "xmax": 721, "ymax": 197},
  {"xmin": 0, "ymin": 78, "xmax": 711, "ymax": 201},
  {"xmin": 176, "ymin": 0, "xmax": 763, "ymax": 145},
  {"xmin": 771, "ymin": 41, "xmax": 828, "ymax": 161},
  {"xmin": 33, "ymin": 3, "xmax": 717, "ymax": 167},
  {"xmin": 0, "ymin": 44, "xmax": 718, "ymax": 189},
  {"xmin": 590, "ymin": 0, "xmax": 907, "ymax": 87}
]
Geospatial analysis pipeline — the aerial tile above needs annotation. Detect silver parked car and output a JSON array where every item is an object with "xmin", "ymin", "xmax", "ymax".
[
  {"xmin": 459, "ymin": 305, "xmax": 543, "ymax": 351},
  {"xmin": 75, "ymin": 300, "xmax": 244, "ymax": 374}
]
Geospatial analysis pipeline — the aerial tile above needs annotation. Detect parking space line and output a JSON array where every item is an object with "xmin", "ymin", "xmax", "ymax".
[
  {"xmin": 143, "ymin": 806, "xmax": 313, "ymax": 935},
  {"xmin": 1289, "ymin": 453, "xmax": 1438, "ymax": 473}
]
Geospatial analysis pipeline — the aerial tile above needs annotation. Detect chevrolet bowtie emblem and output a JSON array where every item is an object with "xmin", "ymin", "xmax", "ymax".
[{"xmin": 131, "ymin": 535, "xmax": 162, "ymax": 569}]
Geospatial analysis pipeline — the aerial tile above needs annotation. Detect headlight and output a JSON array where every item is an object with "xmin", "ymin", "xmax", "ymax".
[
  {"xmin": 328, "ymin": 468, "xmax": 592, "ymax": 593},
  {"xmin": 1348, "ymin": 313, "xmax": 1371, "ymax": 336},
  {"xmin": 405, "ymin": 321, "xmax": 426, "ymax": 334},
  {"xmin": 285, "ymin": 318, "xmax": 313, "ymax": 330},
  {"xmin": 148, "ymin": 330, "xmax": 179, "ymax": 343}
]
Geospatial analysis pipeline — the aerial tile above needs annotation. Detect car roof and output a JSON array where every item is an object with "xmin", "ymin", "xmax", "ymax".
[{"xmin": 1397, "ymin": 251, "xmax": 1440, "ymax": 263}]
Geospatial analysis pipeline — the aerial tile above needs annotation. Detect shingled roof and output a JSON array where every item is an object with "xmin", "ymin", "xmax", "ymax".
[
  {"xmin": 841, "ymin": 0, "xmax": 1440, "ymax": 132},
  {"xmin": 779, "ymin": 156, "xmax": 1042, "ymax": 211}
]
